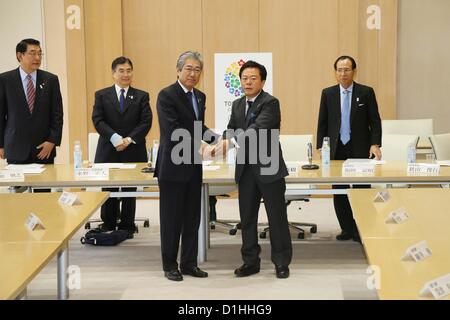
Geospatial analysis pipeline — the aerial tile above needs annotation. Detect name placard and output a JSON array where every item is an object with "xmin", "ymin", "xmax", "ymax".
[
  {"xmin": 342, "ymin": 164, "xmax": 375, "ymax": 176},
  {"xmin": 373, "ymin": 190, "xmax": 390, "ymax": 203},
  {"xmin": 58, "ymin": 191, "xmax": 81, "ymax": 206},
  {"xmin": 402, "ymin": 240, "xmax": 432, "ymax": 262},
  {"xmin": 75, "ymin": 168, "xmax": 109, "ymax": 179},
  {"xmin": 420, "ymin": 273, "xmax": 450, "ymax": 300},
  {"xmin": 385, "ymin": 207, "xmax": 409, "ymax": 224},
  {"xmin": 407, "ymin": 163, "xmax": 440, "ymax": 176},
  {"xmin": 0, "ymin": 170, "xmax": 25, "ymax": 182},
  {"xmin": 286, "ymin": 162, "xmax": 300, "ymax": 176},
  {"xmin": 25, "ymin": 213, "xmax": 45, "ymax": 231}
]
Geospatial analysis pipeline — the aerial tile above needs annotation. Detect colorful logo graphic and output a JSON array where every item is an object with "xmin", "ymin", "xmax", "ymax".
[{"xmin": 224, "ymin": 59, "xmax": 246, "ymax": 97}]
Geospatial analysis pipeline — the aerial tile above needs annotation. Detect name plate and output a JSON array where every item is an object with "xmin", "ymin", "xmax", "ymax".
[
  {"xmin": 342, "ymin": 164, "xmax": 375, "ymax": 176},
  {"xmin": 58, "ymin": 191, "xmax": 80, "ymax": 206},
  {"xmin": 373, "ymin": 190, "xmax": 390, "ymax": 203},
  {"xmin": 75, "ymin": 168, "xmax": 109, "ymax": 179},
  {"xmin": 385, "ymin": 207, "xmax": 409, "ymax": 224},
  {"xmin": 420, "ymin": 273, "xmax": 450, "ymax": 299},
  {"xmin": 25, "ymin": 212, "xmax": 45, "ymax": 231},
  {"xmin": 407, "ymin": 163, "xmax": 440, "ymax": 176},
  {"xmin": 286, "ymin": 162, "xmax": 300, "ymax": 176},
  {"xmin": 402, "ymin": 240, "xmax": 432, "ymax": 262},
  {"xmin": 0, "ymin": 170, "xmax": 25, "ymax": 182}
]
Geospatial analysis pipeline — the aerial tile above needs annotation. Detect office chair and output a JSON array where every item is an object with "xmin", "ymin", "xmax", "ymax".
[
  {"xmin": 429, "ymin": 133, "xmax": 450, "ymax": 160},
  {"xmin": 209, "ymin": 184, "xmax": 240, "ymax": 235},
  {"xmin": 259, "ymin": 134, "xmax": 317, "ymax": 240},
  {"xmin": 84, "ymin": 132, "xmax": 150, "ymax": 231}
]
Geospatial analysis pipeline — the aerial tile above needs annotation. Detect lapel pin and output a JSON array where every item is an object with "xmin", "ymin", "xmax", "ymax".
[
  {"xmin": 130, "ymin": 95, "xmax": 134, "ymax": 100},
  {"xmin": 356, "ymin": 97, "xmax": 359, "ymax": 102},
  {"xmin": 39, "ymin": 83, "xmax": 45, "ymax": 89}
]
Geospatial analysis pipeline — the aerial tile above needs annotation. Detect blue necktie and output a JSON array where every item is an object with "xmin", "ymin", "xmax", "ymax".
[
  {"xmin": 119, "ymin": 88, "xmax": 125, "ymax": 113},
  {"xmin": 187, "ymin": 91, "xmax": 199, "ymax": 119},
  {"xmin": 340, "ymin": 90, "xmax": 351, "ymax": 145},
  {"xmin": 245, "ymin": 100, "xmax": 253, "ymax": 122}
]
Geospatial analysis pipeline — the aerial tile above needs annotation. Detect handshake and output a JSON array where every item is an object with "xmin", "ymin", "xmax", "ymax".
[{"xmin": 199, "ymin": 138, "xmax": 230, "ymax": 160}]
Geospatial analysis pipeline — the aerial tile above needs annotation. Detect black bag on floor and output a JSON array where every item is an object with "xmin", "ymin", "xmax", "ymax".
[{"xmin": 80, "ymin": 229, "xmax": 128, "ymax": 246}]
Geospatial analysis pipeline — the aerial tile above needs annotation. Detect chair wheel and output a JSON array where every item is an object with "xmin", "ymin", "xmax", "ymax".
[
  {"xmin": 210, "ymin": 224, "xmax": 216, "ymax": 230},
  {"xmin": 259, "ymin": 232, "xmax": 267, "ymax": 239},
  {"xmin": 297, "ymin": 232, "xmax": 305, "ymax": 239},
  {"xmin": 229, "ymin": 229, "xmax": 237, "ymax": 235},
  {"xmin": 84, "ymin": 222, "xmax": 91, "ymax": 229},
  {"xmin": 143, "ymin": 221, "xmax": 150, "ymax": 228},
  {"xmin": 310, "ymin": 226, "xmax": 317, "ymax": 233}
]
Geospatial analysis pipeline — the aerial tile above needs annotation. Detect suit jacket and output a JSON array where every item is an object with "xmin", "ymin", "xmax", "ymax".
[
  {"xmin": 224, "ymin": 90, "xmax": 288, "ymax": 184},
  {"xmin": 154, "ymin": 81, "xmax": 218, "ymax": 182},
  {"xmin": 92, "ymin": 85, "xmax": 152, "ymax": 163},
  {"xmin": 0, "ymin": 68, "xmax": 63, "ymax": 161},
  {"xmin": 316, "ymin": 82, "xmax": 382, "ymax": 159}
]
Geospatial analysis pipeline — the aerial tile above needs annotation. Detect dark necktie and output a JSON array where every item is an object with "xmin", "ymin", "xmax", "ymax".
[
  {"xmin": 26, "ymin": 74, "xmax": 35, "ymax": 113},
  {"xmin": 187, "ymin": 91, "xmax": 199, "ymax": 119},
  {"xmin": 119, "ymin": 88, "xmax": 125, "ymax": 113},
  {"xmin": 245, "ymin": 100, "xmax": 253, "ymax": 121}
]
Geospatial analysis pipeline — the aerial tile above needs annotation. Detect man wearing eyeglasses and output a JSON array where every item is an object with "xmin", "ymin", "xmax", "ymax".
[
  {"xmin": 154, "ymin": 51, "xmax": 219, "ymax": 281},
  {"xmin": 92, "ymin": 56, "xmax": 152, "ymax": 238},
  {"xmin": 0, "ymin": 38, "xmax": 63, "ymax": 166},
  {"xmin": 316, "ymin": 55, "xmax": 382, "ymax": 243}
]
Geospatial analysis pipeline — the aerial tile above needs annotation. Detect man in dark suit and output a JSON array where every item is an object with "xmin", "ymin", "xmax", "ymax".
[
  {"xmin": 92, "ymin": 56, "xmax": 152, "ymax": 238},
  {"xmin": 0, "ymin": 38, "xmax": 63, "ymax": 165},
  {"xmin": 316, "ymin": 55, "xmax": 382, "ymax": 242},
  {"xmin": 155, "ymin": 51, "xmax": 219, "ymax": 281},
  {"xmin": 217, "ymin": 60, "xmax": 292, "ymax": 279}
]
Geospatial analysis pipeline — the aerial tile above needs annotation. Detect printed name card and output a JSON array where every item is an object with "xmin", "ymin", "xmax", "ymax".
[
  {"xmin": 0, "ymin": 170, "xmax": 25, "ymax": 181},
  {"xmin": 58, "ymin": 191, "xmax": 81, "ymax": 206},
  {"xmin": 286, "ymin": 162, "xmax": 300, "ymax": 176},
  {"xmin": 25, "ymin": 213, "xmax": 45, "ymax": 231},
  {"xmin": 373, "ymin": 190, "xmax": 390, "ymax": 203},
  {"xmin": 420, "ymin": 273, "xmax": 450, "ymax": 300},
  {"xmin": 75, "ymin": 168, "xmax": 109, "ymax": 179},
  {"xmin": 385, "ymin": 207, "xmax": 409, "ymax": 224},
  {"xmin": 342, "ymin": 164, "xmax": 375, "ymax": 176},
  {"xmin": 407, "ymin": 163, "xmax": 440, "ymax": 176},
  {"xmin": 402, "ymin": 240, "xmax": 432, "ymax": 262}
]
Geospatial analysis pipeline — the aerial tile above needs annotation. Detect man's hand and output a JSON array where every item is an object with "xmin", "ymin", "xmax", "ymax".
[
  {"xmin": 369, "ymin": 145, "xmax": 382, "ymax": 160},
  {"xmin": 36, "ymin": 141, "xmax": 55, "ymax": 160},
  {"xmin": 0, "ymin": 148, "xmax": 4, "ymax": 159},
  {"xmin": 116, "ymin": 137, "xmax": 132, "ymax": 152},
  {"xmin": 200, "ymin": 143, "xmax": 215, "ymax": 160},
  {"xmin": 213, "ymin": 139, "xmax": 229, "ymax": 158}
]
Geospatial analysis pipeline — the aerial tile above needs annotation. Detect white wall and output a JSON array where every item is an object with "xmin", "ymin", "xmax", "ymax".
[
  {"xmin": 398, "ymin": 0, "xmax": 450, "ymax": 134},
  {"xmin": 0, "ymin": 0, "xmax": 46, "ymax": 72}
]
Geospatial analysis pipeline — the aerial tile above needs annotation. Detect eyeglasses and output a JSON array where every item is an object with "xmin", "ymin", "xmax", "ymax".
[
  {"xmin": 336, "ymin": 68, "xmax": 353, "ymax": 74},
  {"xmin": 25, "ymin": 51, "xmax": 44, "ymax": 58},
  {"xmin": 183, "ymin": 67, "xmax": 202, "ymax": 75}
]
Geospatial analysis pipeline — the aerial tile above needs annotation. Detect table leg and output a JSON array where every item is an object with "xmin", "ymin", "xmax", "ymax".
[
  {"xmin": 57, "ymin": 246, "xmax": 69, "ymax": 300},
  {"xmin": 198, "ymin": 183, "xmax": 209, "ymax": 264}
]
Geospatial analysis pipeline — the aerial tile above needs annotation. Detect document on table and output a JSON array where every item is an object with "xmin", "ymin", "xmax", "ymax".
[
  {"xmin": 91, "ymin": 163, "xmax": 137, "ymax": 169},
  {"xmin": 344, "ymin": 158, "xmax": 386, "ymax": 165},
  {"xmin": 436, "ymin": 160, "xmax": 450, "ymax": 167},
  {"xmin": 4, "ymin": 164, "xmax": 45, "ymax": 174}
]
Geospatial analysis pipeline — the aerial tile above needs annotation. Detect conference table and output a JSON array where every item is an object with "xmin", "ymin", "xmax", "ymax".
[
  {"xmin": 348, "ymin": 188, "xmax": 450, "ymax": 300},
  {"xmin": 0, "ymin": 192, "xmax": 109, "ymax": 300},
  {"xmin": 1, "ymin": 161, "xmax": 449, "ymax": 264}
]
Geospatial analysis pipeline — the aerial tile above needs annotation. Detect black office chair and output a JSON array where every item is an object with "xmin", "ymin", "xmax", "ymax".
[{"xmin": 209, "ymin": 195, "xmax": 241, "ymax": 235}]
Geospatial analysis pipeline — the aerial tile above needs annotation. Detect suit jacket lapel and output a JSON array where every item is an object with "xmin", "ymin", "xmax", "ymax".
[
  {"xmin": 175, "ymin": 82, "xmax": 197, "ymax": 120},
  {"xmin": 122, "ymin": 87, "xmax": 135, "ymax": 114},
  {"xmin": 12, "ymin": 68, "xmax": 29, "ymax": 114},
  {"xmin": 107, "ymin": 85, "xmax": 121, "ymax": 113},
  {"xmin": 33, "ymin": 70, "xmax": 44, "ymax": 113},
  {"xmin": 193, "ymin": 88, "xmax": 204, "ymax": 121},
  {"xmin": 350, "ymin": 82, "xmax": 358, "ymax": 125},
  {"xmin": 245, "ymin": 91, "xmax": 264, "ymax": 128}
]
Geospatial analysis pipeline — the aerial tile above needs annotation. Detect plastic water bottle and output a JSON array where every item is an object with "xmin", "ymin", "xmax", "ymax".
[
  {"xmin": 152, "ymin": 140, "xmax": 159, "ymax": 166},
  {"xmin": 321, "ymin": 137, "xmax": 330, "ymax": 167},
  {"xmin": 74, "ymin": 140, "xmax": 82, "ymax": 170},
  {"xmin": 407, "ymin": 143, "xmax": 416, "ymax": 163}
]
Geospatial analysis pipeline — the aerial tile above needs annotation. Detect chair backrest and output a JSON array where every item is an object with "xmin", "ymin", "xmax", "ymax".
[
  {"xmin": 381, "ymin": 134, "xmax": 419, "ymax": 161},
  {"xmin": 382, "ymin": 119, "xmax": 433, "ymax": 144},
  {"xmin": 88, "ymin": 132, "xmax": 100, "ymax": 163},
  {"xmin": 279, "ymin": 135, "xmax": 313, "ymax": 161},
  {"xmin": 429, "ymin": 133, "xmax": 450, "ymax": 160}
]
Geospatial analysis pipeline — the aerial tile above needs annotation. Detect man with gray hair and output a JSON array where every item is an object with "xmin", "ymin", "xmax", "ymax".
[{"xmin": 154, "ymin": 51, "xmax": 219, "ymax": 281}]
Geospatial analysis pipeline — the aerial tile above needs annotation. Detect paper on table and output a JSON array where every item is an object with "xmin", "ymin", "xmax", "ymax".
[
  {"xmin": 203, "ymin": 165, "xmax": 220, "ymax": 171},
  {"xmin": 11, "ymin": 168, "xmax": 46, "ymax": 174},
  {"xmin": 344, "ymin": 158, "xmax": 385, "ymax": 165},
  {"xmin": 436, "ymin": 160, "xmax": 450, "ymax": 167},
  {"xmin": 92, "ymin": 163, "xmax": 137, "ymax": 169},
  {"xmin": 5, "ymin": 164, "xmax": 44, "ymax": 169}
]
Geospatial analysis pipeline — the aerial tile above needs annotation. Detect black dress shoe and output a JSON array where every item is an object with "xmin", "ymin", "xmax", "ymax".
[
  {"xmin": 181, "ymin": 266, "xmax": 208, "ymax": 278},
  {"xmin": 118, "ymin": 229, "xmax": 135, "ymax": 239},
  {"xmin": 164, "ymin": 269, "xmax": 183, "ymax": 281},
  {"xmin": 352, "ymin": 233, "xmax": 362, "ymax": 243},
  {"xmin": 336, "ymin": 231, "xmax": 353, "ymax": 241},
  {"xmin": 234, "ymin": 264, "xmax": 260, "ymax": 277},
  {"xmin": 275, "ymin": 265, "xmax": 290, "ymax": 279}
]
